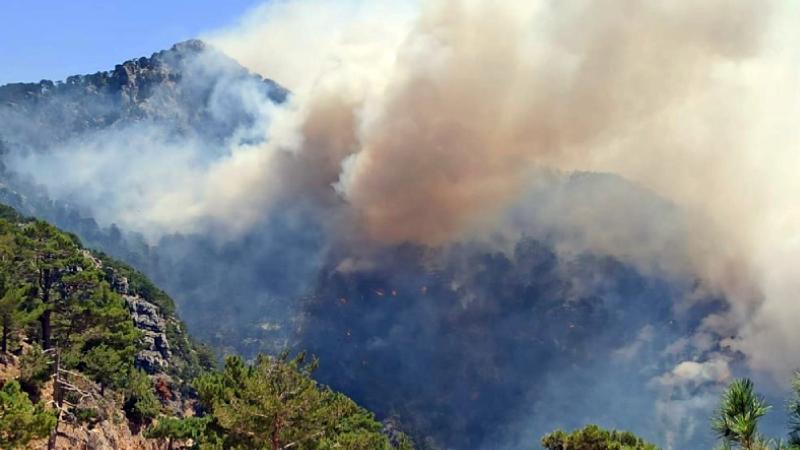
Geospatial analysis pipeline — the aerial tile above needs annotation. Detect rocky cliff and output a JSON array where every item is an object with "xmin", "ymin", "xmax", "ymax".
[{"xmin": 0, "ymin": 39, "xmax": 287, "ymax": 151}]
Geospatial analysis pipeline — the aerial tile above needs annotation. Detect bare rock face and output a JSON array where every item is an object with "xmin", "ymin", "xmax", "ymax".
[
  {"xmin": 49, "ymin": 420, "xmax": 168, "ymax": 450},
  {"xmin": 125, "ymin": 294, "xmax": 172, "ymax": 374},
  {"xmin": 13, "ymin": 360, "xmax": 170, "ymax": 450},
  {"xmin": 0, "ymin": 39, "xmax": 288, "ymax": 151},
  {"xmin": 97, "ymin": 256, "xmax": 173, "ymax": 374}
]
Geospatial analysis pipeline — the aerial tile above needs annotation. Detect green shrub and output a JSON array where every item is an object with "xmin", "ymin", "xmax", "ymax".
[
  {"xmin": 18, "ymin": 344, "xmax": 51, "ymax": 397},
  {"xmin": 0, "ymin": 380, "xmax": 56, "ymax": 449},
  {"xmin": 123, "ymin": 369, "xmax": 160, "ymax": 423}
]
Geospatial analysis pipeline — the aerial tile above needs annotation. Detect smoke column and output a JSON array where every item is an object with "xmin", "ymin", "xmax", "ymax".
[{"xmin": 201, "ymin": 0, "xmax": 800, "ymax": 383}]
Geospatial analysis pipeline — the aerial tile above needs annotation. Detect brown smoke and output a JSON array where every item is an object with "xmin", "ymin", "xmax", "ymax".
[
  {"xmin": 338, "ymin": 0, "xmax": 768, "ymax": 244},
  {"xmin": 205, "ymin": 0, "xmax": 800, "ymax": 380}
]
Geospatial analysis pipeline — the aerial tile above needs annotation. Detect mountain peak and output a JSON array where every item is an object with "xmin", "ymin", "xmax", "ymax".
[
  {"xmin": 170, "ymin": 38, "xmax": 207, "ymax": 53},
  {"xmin": 0, "ymin": 39, "xmax": 287, "ymax": 149}
]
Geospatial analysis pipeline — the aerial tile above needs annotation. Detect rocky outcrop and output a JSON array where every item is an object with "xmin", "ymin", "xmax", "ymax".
[
  {"xmin": 125, "ymin": 295, "xmax": 172, "ymax": 374},
  {"xmin": 46, "ymin": 418, "xmax": 168, "ymax": 450},
  {"xmin": 0, "ymin": 39, "xmax": 288, "ymax": 152},
  {"xmin": 100, "ymin": 263, "xmax": 172, "ymax": 374},
  {"xmin": 23, "ymin": 376, "xmax": 171, "ymax": 450},
  {"xmin": 0, "ymin": 208, "xmax": 197, "ymax": 450},
  {"xmin": 1, "ymin": 354, "xmax": 168, "ymax": 450},
  {"xmin": 84, "ymin": 251, "xmax": 171, "ymax": 375}
]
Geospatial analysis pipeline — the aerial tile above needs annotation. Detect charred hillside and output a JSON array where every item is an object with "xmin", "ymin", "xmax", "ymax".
[{"xmin": 299, "ymin": 240, "xmax": 727, "ymax": 449}]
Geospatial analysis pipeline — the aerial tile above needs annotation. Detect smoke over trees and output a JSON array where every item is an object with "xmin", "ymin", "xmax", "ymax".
[{"xmin": 1, "ymin": 0, "xmax": 799, "ymax": 448}]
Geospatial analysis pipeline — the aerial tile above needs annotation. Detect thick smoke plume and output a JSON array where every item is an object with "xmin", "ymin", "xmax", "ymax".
[{"xmin": 206, "ymin": 0, "xmax": 800, "ymax": 382}]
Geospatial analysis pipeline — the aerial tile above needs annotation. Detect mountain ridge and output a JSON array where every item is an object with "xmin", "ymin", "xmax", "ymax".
[{"xmin": 0, "ymin": 39, "xmax": 287, "ymax": 153}]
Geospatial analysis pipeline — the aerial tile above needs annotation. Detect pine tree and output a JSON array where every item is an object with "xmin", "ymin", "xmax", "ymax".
[
  {"xmin": 0, "ymin": 222, "xmax": 37, "ymax": 354},
  {"xmin": 82, "ymin": 344, "xmax": 126, "ymax": 395},
  {"xmin": 57, "ymin": 283, "xmax": 141, "ymax": 377},
  {"xmin": 145, "ymin": 416, "xmax": 214, "ymax": 449},
  {"xmin": 0, "ymin": 287, "xmax": 31, "ymax": 353},
  {"xmin": 712, "ymin": 379, "xmax": 772, "ymax": 450},
  {"xmin": 152, "ymin": 352, "xmax": 413, "ymax": 450},
  {"xmin": 18, "ymin": 344, "xmax": 52, "ymax": 397},
  {"xmin": 789, "ymin": 373, "xmax": 800, "ymax": 448},
  {"xmin": 123, "ymin": 369, "xmax": 161, "ymax": 423},
  {"xmin": 18, "ymin": 221, "xmax": 79, "ymax": 349}
]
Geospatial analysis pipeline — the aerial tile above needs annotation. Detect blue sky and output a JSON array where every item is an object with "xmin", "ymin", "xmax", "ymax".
[{"xmin": 0, "ymin": 0, "xmax": 264, "ymax": 85}]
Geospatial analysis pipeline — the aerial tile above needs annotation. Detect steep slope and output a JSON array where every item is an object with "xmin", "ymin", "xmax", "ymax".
[
  {"xmin": 0, "ymin": 39, "xmax": 286, "ymax": 151},
  {"xmin": 0, "ymin": 204, "xmax": 208, "ymax": 382},
  {"xmin": 0, "ymin": 204, "xmax": 206, "ymax": 448},
  {"xmin": 0, "ymin": 40, "xmax": 302, "ymax": 359},
  {"xmin": 0, "ymin": 205, "xmax": 410, "ymax": 450},
  {"xmin": 0, "ymin": 38, "xmax": 288, "ymax": 263}
]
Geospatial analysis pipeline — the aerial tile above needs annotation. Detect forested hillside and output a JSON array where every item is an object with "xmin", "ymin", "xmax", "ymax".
[{"xmin": 0, "ymin": 205, "xmax": 413, "ymax": 449}]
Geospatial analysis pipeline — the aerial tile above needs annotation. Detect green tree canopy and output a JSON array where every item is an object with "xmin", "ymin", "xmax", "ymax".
[
  {"xmin": 0, "ymin": 286, "xmax": 34, "ymax": 353},
  {"xmin": 151, "ymin": 352, "xmax": 413, "ymax": 450},
  {"xmin": 0, "ymin": 379, "xmax": 56, "ymax": 449},
  {"xmin": 712, "ymin": 378, "xmax": 772, "ymax": 450},
  {"xmin": 123, "ymin": 369, "xmax": 161, "ymax": 423},
  {"xmin": 18, "ymin": 220, "xmax": 82, "ymax": 350},
  {"xmin": 0, "ymin": 207, "xmax": 415, "ymax": 450},
  {"xmin": 541, "ymin": 424, "xmax": 660, "ymax": 450}
]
